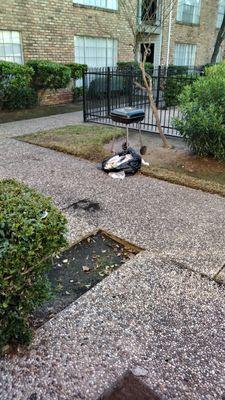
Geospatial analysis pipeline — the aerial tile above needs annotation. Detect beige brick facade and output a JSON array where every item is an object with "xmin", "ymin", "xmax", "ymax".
[
  {"xmin": 161, "ymin": 0, "xmax": 223, "ymax": 66},
  {"xmin": 0, "ymin": 0, "xmax": 136, "ymax": 64},
  {"xmin": 0, "ymin": 0, "xmax": 224, "ymax": 67}
]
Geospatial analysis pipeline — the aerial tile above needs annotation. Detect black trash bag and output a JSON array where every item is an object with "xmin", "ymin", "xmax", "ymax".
[{"xmin": 101, "ymin": 147, "xmax": 142, "ymax": 176}]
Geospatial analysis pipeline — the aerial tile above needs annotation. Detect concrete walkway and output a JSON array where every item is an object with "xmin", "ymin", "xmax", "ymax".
[
  {"xmin": 0, "ymin": 110, "xmax": 83, "ymax": 138},
  {"xmin": 0, "ymin": 113, "xmax": 225, "ymax": 400}
]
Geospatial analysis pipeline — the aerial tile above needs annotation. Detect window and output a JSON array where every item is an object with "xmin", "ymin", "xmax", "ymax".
[
  {"xmin": 0, "ymin": 31, "xmax": 23, "ymax": 64},
  {"xmin": 74, "ymin": 36, "xmax": 117, "ymax": 68},
  {"xmin": 141, "ymin": 0, "xmax": 157, "ymax": 22},
  {"xmin": 140, "ymin": 43, "xmax": 155, "ymax": 63},
  {"xmin": 217, "ymin": 0, "xmax": 225, "ymax": 28},
  {"xmin": 177, "ymin": 0, "xmax": 201, "ymax": 24},
  {"xmin": 73, "ymin": 0, "xmax": 118, "ymax": 10},
  {"xmin": 174, "ymin": 44, "xmax": 196, "ymax": 66}
]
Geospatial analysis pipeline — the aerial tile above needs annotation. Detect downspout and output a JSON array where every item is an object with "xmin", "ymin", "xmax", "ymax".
[
  {"xmin": 166, "ymin": 0, "xmax": 174, "ymax": 67},
  {"xmin": 159, "ymin": 0, "xmax": 163, "ymax": 66}
]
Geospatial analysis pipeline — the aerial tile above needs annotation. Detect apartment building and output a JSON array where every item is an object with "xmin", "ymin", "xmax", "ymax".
[
  {"xmin": 0, "ymin": 0, "xmax": 224, "ymax": 69},
  {"xmin": 138, "ymin": 0, "xmax": 225, "ymax": 67}
]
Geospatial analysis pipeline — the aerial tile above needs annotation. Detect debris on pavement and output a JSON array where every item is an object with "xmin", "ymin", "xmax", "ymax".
[{"xmin": 101, "ymin": 147, "xmax": 142, "ymax": 176}]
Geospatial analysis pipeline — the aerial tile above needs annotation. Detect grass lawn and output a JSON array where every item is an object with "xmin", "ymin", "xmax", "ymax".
[
  {"xmin": 0, "ymin": 103, "xmax": 82, "ymax": 124},
  {"xmin": 18, "ymin": 124, "xmax": 124, "ymax": 162},
  {"xmin": 18, "ymin": 124, "xmax": 225, "ymax": 198}
]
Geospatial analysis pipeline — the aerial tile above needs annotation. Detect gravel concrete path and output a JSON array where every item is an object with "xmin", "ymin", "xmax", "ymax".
[
  {"xmin": 0, "ymin": 114, "xmax": 225, "ymax": 400},
  {"xmin": 0, "ymin": 111, "xmax": 83, "ymax": 138}
]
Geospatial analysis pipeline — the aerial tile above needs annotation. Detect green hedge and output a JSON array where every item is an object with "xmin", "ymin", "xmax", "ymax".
[
  {"xmin": 27, "ymin": 60, "xmax": 71, "ymax": 90},
  {"xmin": 0, "ymin": 61, "xmax": 36, "ymax": 111},
  {"xmin": 0, "ymin": 61, "xmax": 34, "ymax": 88},
  {"xmin": 117, "ymin": 61, "xmax": 154, "ymax": 76},
  {"xmin": 164, "ymin": 74, "xmax": 197, "ymax": 107},
  {"xmin": 66, "ymin": 63, "xmax": 87, "ymax": 80},
  {"xmin": 0, "ymin": 180, "xmax": 68, "ymax": 353},
  {"xmin": 1, "ymin": 86, "xmax": 38, "ymax": 111},
  {"xmin": 173, "ymin": 62, "xmax": 225, "ymax": 160},
  {"xmin": 88, "ymin": 76, "xmax": 124, "ymax": 98}
]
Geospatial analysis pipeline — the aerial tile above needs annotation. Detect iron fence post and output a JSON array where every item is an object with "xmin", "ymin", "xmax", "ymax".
[
  {"xmin": 156, "ymin": 65, "xmax": 161, "ymax": 108},
  {"xmin": 82, "ymin": 68, "xmax": 87, "ymax": 122},
  {"xmin": 128, "ymin": 67, "xmax": 133, "ymax": 107},
  {"xmin": 107, "ymin": 67, "xmax": 111, "ymax": 116}
]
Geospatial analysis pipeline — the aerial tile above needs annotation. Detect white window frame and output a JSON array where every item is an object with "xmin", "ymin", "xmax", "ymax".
[
  {"xmin": 73, "ymin": 0, "xmax": 118, "ymax": 10},
  {"xmin": 0, "ymin": 30, "xmax": 23, "ymax": 64},
  {"xmin": 177, "ymin": 0, "xmax": 201, "ymax": 25},
  {"xmin": 74, "ymin": 36, "xmax": 117, "ymax": 68},
  {"xmin": 217, "ymin": 0, "xmax": 225, "ymax": 29},
  {"xmin": 174, "ymin": 43, "xmax": 197, "ymax": 67}
]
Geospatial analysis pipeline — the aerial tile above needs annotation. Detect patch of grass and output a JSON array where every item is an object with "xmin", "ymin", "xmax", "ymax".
[
  {"xmin": 0, "ymin": 103, "xmax": 82, "ymax": 124},
  {"xmin": 142, "ymin": 165, "xmax": 225, "ymax": 198},
  {"xmin": 18, "ymin": 124, "xmax": 124, "ymax": 162},
  {"xmin": 18, "ymin": 124, "xmax": 225, "ymax": 197}
]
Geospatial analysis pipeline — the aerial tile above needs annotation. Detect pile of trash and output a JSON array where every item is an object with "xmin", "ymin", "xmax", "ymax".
[{"xmin": 100, "ymin": 147, "xmax": 148, "ymax": 180}]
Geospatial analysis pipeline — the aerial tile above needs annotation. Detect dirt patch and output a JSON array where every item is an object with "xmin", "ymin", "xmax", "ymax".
[
  {"xmin": 105, "ymin": 130, "xmax": 225, "ymax": 186},
  {"xmin": 30, "ymin": 231, "xmax": 141, "ymax": 328},
  {"xmin": 98, "ymin": 372, "xmax": 160, "ymax": 400}
]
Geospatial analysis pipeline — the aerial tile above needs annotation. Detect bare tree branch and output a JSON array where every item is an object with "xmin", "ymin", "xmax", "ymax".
[{"xmin": 211, "ymin": 11, "xmax": 225, "ymax": 63}]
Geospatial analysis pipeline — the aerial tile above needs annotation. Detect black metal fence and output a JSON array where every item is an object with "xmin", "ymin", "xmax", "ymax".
[{"xmin": 83, "ymin": 65, "xmax": 203, "ymax": 137}]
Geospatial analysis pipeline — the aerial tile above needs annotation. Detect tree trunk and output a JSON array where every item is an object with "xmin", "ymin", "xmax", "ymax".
[
  {"xmin": 139, "ymin": 60, "xmax": 171, "ymax": 149},
  {"xmin": 211, "ymin": 13, "xmax": 225, "ymax": 64}
]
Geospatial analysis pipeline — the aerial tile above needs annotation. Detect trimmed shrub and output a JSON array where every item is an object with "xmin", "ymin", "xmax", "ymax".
[
  {"xmin": 27, "ymin": 60, "xmax": 71, "ymax": 90},
  {"xmin": 173, "ymin": 62, "xmax": 225, "ymax": 160},
  {"xmin": 88, "ymin": 76, "xmax": 124, "ymax": 98},
  {"xmin": 0, "ymin": 61, "xmax": 36, "ymax": 111},
  {"xmin": 117, "ymin": 61, "xmax": 154, "ymax": 76},
  {"xmin": 1, "ymin": 86, "xmax": 38, "ymax": 111},
  {"xmin": 66, "ymin": 63, "xmax": 87, "ymax": 80},
  {"xmin": 0, "ymin": 61, "xmax": 34, "ymax": 88},
  {"xmin": 73, "ymin": 86, "xmax": 83, "ymax": 101},
  {"xmin": 166, "ymin": 65, "xmax": 190, "ymax": 76},
  {"xmin": 0, "ymin": 180, "xmax": 67, "ymax": 353},
  {"xmin": 164, "ymin": 74, "xmax": 197, "ymax": 107}
]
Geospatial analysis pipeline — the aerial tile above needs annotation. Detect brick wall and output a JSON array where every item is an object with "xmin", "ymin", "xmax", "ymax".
[
  {"xmin": 161, "ymin": 0, "xmax": 223, "ymax": 66},
  {"xmin": 0, "ymin": 0, "xmax": 136, "ymax": 64},
  {"xmin": 0, "ymin": 0, "xmax": 223, "ymax": 69},
  {"xmin": 38, "ymin": 88, "xmax": 73, "ymax": 106}
]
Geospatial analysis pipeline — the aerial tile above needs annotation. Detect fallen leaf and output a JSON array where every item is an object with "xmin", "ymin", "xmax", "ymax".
[{"xmin": 82, "ymin": 266, "xmax": 90, "ymax": 272}]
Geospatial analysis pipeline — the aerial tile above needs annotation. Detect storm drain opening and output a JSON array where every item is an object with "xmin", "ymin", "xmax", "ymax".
[
  {"xmin": 98, "ymin": 372, "xmax": 160, "ymax": 400},
  {"xmin": 31, "ymin": 230, "xmax": 142, "ymax": 328}
]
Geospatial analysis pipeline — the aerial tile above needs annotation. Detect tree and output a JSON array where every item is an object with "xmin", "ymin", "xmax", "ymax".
[
  {"xmin": 120, "ymin": 0, "xmax": 177, "ymax": 148},
  {"xmin": 95, "ymin": 0, "xmax": 177, "ymax": 148},
  {"xmin": 211, "ymin": 12, "xmax": 225, "ymax": 64}
]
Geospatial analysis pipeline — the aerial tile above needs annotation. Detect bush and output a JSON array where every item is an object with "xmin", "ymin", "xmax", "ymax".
[
  {"xmin": 0, "ymin": 61, "xmax": 36, "ymax": 111},
  {"xmin": 164, "ymin": 74, "xmax": 197, "ymax": 107},
  {"xmin": 0, "ymin": 61, "xmax": 34, "ymax": 88},
  {"xmin": 88, "ymin": 76, "xmax": 124, "ymax": 98},
  {"xmin": 27, "ymin": 60, "xmax": 71, "ymax": 90},
  {"xmin": 117, "ymin": 61, "xmax": 154, "ymax": 76},
  {"xmin": 66, "ymin": 63, "xmax": 87, "ymax": 80},
  {"xmin": 73, "ymin": 86, "xmax": 83, "ymax": 101},
  {"xmin": 0, "ymin": 180, "xmax": 67, "ymax": 353},
  {"xmin": 1, "ymin": 86, "xmax": 38, "ymax": 111},
  {"xmin": 166, "ymin": 65, "xmax": 190, "ymax": 76},
  {"xmin": 173, "ymin": 62, "xmax": 225, "ymax": 160}
]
